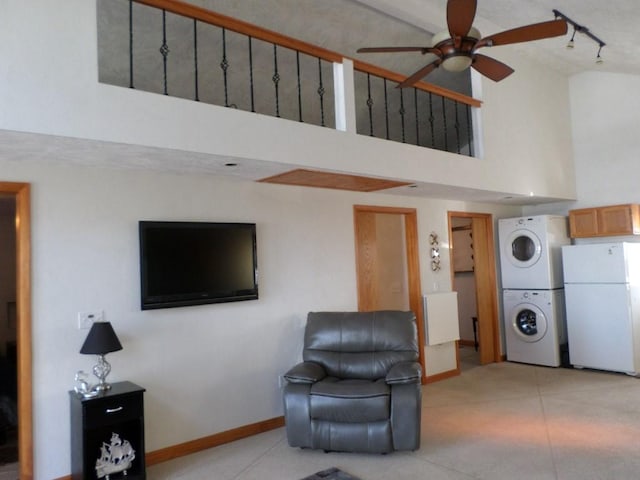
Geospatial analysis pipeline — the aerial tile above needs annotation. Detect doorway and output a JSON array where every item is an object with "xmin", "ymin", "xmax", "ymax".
[
  {"xmin": 353, "ymin": 205, "xmax": 426, "ymax": 383},
  {"xmin": 448, "ymin": 211, "xmax": 500, "ymax": 366},
  {"xmin": 0, "ymin": 182, "xmax": 32, "ymax": 479}
]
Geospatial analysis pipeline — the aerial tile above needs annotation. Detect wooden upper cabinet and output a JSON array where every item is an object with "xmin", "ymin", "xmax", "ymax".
[
  {"xmin": 569, "ymin": 204, "xmax": 640, "ymax": 238},
  {"xmin": 569, "ymin": 208, "xmax": 599, "ymax": 237}
]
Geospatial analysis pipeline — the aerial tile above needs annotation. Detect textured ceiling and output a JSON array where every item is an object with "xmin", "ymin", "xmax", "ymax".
[{"xmin": 195, "ymin": 0, "xmax": 640, "ymax": 80}]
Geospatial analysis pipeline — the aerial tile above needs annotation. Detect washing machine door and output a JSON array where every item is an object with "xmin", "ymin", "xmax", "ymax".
[
  {"xmin": 504, "ymin": 228, "xmax": 542, "ymax": 268},
  {"xmin": 511, "ymin": 303, "xmax": 548, "ymax": 343}
]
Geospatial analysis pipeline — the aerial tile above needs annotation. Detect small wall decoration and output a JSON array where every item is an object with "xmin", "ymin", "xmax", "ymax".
[{"xmin": 430, "ymin": 232, "xmax": 441, "ymax": 272}]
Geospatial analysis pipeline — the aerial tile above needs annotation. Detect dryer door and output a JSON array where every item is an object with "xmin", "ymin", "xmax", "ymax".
[
  {"xmin": 510, "ymin": 303, "xmax": 547, "ymax": 343},
  {"xmin": 504, "ymin": 228, "xmax": 542, "ymax": 268}
]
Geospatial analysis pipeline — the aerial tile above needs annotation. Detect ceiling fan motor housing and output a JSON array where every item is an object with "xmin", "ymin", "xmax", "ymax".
[{"xmin": 431, "ymin": 27, "xmax": 481, "ymax": 72}]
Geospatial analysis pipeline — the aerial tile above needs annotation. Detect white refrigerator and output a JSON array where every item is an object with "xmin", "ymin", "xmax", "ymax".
[{"xmin": 562, "ymin": 243, "xmax": 640, "ymax": 375}]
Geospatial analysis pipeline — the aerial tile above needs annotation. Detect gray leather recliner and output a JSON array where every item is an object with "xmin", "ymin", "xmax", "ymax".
[{"xmin": 283, "ymin": 311, "xmax": 422, "ymax": 453}]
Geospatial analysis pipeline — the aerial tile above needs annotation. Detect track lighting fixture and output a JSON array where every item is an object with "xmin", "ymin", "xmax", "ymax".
[
  {"xmin": 566, "ymin": 28, "xmax": 576, "ymax": 49},
  {"xmin": 596, "ymin": 45, "xmax": 604, "ymax": 65},
  {"xmin": 553, "ymin": 9, "xmax": 606, "ymax": 62}
]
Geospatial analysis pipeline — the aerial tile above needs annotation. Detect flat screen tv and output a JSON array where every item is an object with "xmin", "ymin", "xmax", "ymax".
[{"xmin": 139, "ymin": 221, "xmax": 258, "ymax": 310}]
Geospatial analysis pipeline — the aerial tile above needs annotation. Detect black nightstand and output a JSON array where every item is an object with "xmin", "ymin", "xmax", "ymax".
[{"xmin": 70, "ymin": 381, "xmax": 146, "ymax": 480}]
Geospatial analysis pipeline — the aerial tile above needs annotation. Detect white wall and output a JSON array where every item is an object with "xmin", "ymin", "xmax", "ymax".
[
  {"xmin": 1, "ymin": 158, "xmax": 521, "ymax": 479},
  {"xmin": 569, "ymin": 72, "xmax": 640, "ymax": 207},
  {"xmin": 475, "ymin": 46, "xmax": 576, "ymax": 201},
  {"xmin": 524, "ymin": 70, "xmax": 640, "ymax": 217}
]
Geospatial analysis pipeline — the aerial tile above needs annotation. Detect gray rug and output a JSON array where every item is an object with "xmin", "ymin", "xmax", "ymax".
[{"xmin": 300, "ymin": 467, "xmax": 362, "ymax": 480}]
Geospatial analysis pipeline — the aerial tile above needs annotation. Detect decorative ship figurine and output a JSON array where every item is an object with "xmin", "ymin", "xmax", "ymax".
[{"xmin": 95, "ymin": 433, "xmax": 136, "ymax": 479}]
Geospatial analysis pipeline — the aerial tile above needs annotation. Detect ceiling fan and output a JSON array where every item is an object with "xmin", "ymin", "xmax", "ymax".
[{"xmin": 357, "ymin": 0, "xmax": 568, "ymax": 87}]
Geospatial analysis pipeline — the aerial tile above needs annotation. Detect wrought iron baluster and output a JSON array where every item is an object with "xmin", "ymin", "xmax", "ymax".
[
  {"xmin": 248, "ymin": 36, "xmax": 255, "ymax": 112},
  {"xmin": 296, "ymin": 51, "xmax": 302, "ymax": 122},
  {"xmin": 466, "ymin": 103, "xmax": 473, "ymax": 157},
  {"xmin": 428, "ymin": 92, "xmax": 435, "ymax": 148},
  {"xmin": 454, "ymin": 100, "xmax": 461, "ymax": 154},
  {"xmin": 317, "ymin": 58, "xmax": 325, "ymax": 127},
  {"xmin": 220, "ymin": 28, "xmax": 229, "ymax": 107},
  {"xmin": 366, "ymin": 73, "xmax": 374, "ymax": 136},
  {"xmin": 383, "ymin": 79, "xmax": 390, "ymax": 139},
  {"xmin": 441, "ymin": 96, "xmax": 448, "ymax": 151},
  {"xmin": 414, "ymin": 88, "xmax": 420, "ymax": 147},
  {"xmin": 399, "ymin": 88, "xmax": 406, "ymax": 143},
  {"xmin": 159, "ymin": 9, "xmax": 169, "ymax": 95},
  {"xmin": 193, "ymin": 19, "xmax": 199, "ymax": 101},
  {"xmin": 272, "ymin": 44, "xmax": 281, "ymax": 117},
  {"xmin": 128, "ymin": 0, "xmax": 134, "ymax": 89}
]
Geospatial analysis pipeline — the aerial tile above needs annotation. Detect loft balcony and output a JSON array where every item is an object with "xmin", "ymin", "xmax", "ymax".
[
  {"xmin": 99, "ymin": 0, "xmax": 480, "ymax": 158},
  {"xmin": 0, "ymin": 0, "xmax": 575, "ymax": 205}
]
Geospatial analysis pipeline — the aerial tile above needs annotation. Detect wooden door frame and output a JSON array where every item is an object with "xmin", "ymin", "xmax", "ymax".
[
  {"xmin": 448, "ymin": 211, "xmax": 501, "ymax": 365},
  {"xmin": 353, "ymin": 205, "xmax": 426, "ymax": 383},
  {"xmin": 0, "ymin": 182, "xmax": 32, "ymax": 479}
]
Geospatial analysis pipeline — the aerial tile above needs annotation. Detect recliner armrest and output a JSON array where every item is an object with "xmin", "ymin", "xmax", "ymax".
[
  {"xmin": 386, "ymin": 361, "xmax": 421, "ymax": 385},
  {"xmin": 284, "ymin": 361, "xmax": 326, "ymax": 384}
]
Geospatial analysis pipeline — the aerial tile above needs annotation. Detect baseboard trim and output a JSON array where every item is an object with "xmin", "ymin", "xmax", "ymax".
[
  {"xmin": 146, "ymin": 416, "xmax": 285, "ymax": 466},
  {"xmin": 54, "ymin": 416, "xmax": 285, "ymax": 480},
  {"xmin": 424, "ymin": 367, "xmax": 460, "ymax": 384}
]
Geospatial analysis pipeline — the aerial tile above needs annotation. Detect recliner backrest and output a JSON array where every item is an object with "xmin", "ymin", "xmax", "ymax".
[{"xmin": 303, "ymin": 311, "xmax": 418, "ymax": 380}]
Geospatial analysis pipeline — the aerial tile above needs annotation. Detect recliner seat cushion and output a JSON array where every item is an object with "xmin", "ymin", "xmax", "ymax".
[{"xmin": 309, "ymin": 378, "xmax": 389, "ymax": 423}]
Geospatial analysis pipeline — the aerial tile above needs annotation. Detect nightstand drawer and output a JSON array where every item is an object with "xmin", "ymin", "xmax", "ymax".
[{"xmin": 84, "ymin": 393, "xmax": 142, "ymax": 428}]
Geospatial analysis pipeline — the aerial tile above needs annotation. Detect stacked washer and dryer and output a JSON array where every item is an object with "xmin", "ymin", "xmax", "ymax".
[{"xmin": 498, "ymin": 215, "xmax": 571, "ymax": 367}]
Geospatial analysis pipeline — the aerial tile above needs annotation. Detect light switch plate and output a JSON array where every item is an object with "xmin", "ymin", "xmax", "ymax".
[{"xmin": 77, "ymin": 311, "xmax": 103, "ymax": 329}]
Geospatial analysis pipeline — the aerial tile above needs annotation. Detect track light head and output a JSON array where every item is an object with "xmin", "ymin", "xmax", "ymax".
[
  {"xmin": 596, "ymin": 45, "xmax": 604, "ymax": 64},
  {"xmin": 566, "ymin": 28, "xmax": 576, "ymax": 49}
]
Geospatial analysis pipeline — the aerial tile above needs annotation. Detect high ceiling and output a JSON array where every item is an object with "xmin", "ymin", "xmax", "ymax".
[
  {"xmin": 192, "ymin": 0, "xmax": 639, "ymax": 82},
  {"xmin": 353, "ymin": 0, "xmax": 638, "ymax": 77},
  {"xmin": 5, "ymin": 1, "xmax": 638, "ymax": 206}
]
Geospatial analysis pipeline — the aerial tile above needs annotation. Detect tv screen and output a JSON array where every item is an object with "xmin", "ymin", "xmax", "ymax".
[{"xmin": 139, "ymin": 221, "xmax": 258, "ymax": 310}]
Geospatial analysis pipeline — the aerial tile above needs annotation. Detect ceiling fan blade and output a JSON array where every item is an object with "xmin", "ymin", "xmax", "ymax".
[
  {"xmin": 480, "ymin": 19, "xmax": 568, "ymax": 47},
  {"xmin": 471, "ymin": 54, "xmax": 514, "ymax": 82},
  {"xmin": 357, "ymin": 46, "xmax": 430, "ymax": 53},
  {"xmin": 397, "ymin": 60, "xmax": 442, "ymax": 88},
  {"xmin": 447, "ymin": 0, "xmax": 477, "ymax": 38}
]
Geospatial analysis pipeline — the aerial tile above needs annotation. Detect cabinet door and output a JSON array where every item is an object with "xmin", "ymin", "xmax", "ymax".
[
  {"xmin": 569, "ymin": 208, "xmax": 598, "ymax": 238},
  {"xmin": 452, "ymin": 229, "xmax": 474, "ymax": 272},
  {"xmin": 598, "ymin": 204, "xmax": 640, "ymax": 236}
]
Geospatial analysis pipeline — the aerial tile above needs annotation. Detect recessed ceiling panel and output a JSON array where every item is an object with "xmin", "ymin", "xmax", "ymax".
[{"xmin": 258, "ymin": 168, "xmax": 411, "ymax": 192}]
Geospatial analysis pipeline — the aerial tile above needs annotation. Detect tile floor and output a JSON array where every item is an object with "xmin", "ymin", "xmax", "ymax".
[{"xmin": 148, "ymin": 347, "xmax": 640, "ymax": 480}]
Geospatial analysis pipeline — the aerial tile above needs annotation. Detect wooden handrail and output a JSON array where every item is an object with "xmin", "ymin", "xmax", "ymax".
[
  {"xmin": 132, "ymin": 0, "xmax": 480, "ymax": 108},
  {"xmin": 133, "ymin": 0, "xmax": 343, "ymax": 63},
  {"xmin": 351, "ymin": 59, "xmax": 482, "ymax": 108}
]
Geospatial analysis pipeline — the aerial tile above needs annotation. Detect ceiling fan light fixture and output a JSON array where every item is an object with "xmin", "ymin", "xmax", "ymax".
[
  {"xmin": 442, "ymin": 54, "xmax": 474, "ymax": 72},
  {"xmin": 358, "ymin": 2, "xmax": 570, "ymax": 86}
]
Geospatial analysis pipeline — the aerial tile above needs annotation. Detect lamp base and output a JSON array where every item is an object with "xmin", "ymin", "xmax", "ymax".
[
  {"xmin": 94, "ymin": 382, "xmax": 112, "ymax": 392},
  {"xmin": 92, "ymin": 354, "xmax": 113, "ymax": 393}
]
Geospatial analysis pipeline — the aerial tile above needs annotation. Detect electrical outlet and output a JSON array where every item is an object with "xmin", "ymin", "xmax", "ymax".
[{"xmin": 77, "ymin": 311, "xmax": 103, "ymax": 329}]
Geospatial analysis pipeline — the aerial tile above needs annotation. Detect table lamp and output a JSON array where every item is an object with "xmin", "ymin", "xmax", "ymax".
[{"xmin": 80, "ymin": 321, "xmax": 123, "ymax": 392}]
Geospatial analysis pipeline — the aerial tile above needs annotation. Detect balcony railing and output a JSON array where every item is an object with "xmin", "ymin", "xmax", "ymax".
[{"xmin": 98, "ymin": 0, "xmax": 481, "ymax": 156}]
